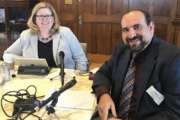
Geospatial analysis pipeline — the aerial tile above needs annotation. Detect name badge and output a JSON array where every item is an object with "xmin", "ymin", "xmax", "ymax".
[{"xmin": 146, "ymin": 86, "xmax": 164, "ymax": 105}]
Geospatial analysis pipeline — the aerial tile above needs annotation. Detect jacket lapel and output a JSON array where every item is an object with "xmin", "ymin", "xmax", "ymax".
[
  {"xmin": 113, "ymin": 48, "xmax": 131, "ymax": 111},
  {"xmin": 135, "ymin": 39, "xmax": 159, "ymax": 112},
  {"xmin": 29, "ymin": 35, "xmax": 38, "ymax": 58},
  {"xmin": 52, "ymin": 32, "xmax": 61, "ymax": 65},
  {"xmin": 116, "ymin": 49, "xmax": 131, "ymax": 90}
]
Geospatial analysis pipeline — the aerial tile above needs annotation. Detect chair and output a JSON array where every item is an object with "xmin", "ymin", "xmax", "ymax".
[{"xmin": 80, "ymin": 42, "xmax": 87, "ymax": 54}]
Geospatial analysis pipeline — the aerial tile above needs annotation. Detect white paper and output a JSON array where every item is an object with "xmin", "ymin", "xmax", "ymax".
[
  {"xmin": 56, "ymin": 90, "xmax": 96, "ymax": 110},
  {"xmin": 45, "ymin": 69, "xmax": 76, "ymax": 81}
]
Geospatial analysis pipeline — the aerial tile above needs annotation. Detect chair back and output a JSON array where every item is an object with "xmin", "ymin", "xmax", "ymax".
[{"xmin": 80, "ymin": 43, "xmax": 87, "ymax": 54}]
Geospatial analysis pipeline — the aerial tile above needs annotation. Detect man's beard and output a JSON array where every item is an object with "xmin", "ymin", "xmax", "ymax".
[{"xmin": 126, "ymin": 35, "xmax": 147, "ymax": 53}]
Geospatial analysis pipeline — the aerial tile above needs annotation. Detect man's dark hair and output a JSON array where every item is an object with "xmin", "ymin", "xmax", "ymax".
[
  {"xmin": 122, "ymin": 9, "xmax": 153, "ymax": 25},
  {"xmin": 139, "ymin": 10, "xmax": 153, "ymax": 25}
]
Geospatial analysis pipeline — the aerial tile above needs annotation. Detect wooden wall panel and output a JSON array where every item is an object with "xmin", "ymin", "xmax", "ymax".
[
  {"xmin": 153, "ymin": 0, "xmax": 173, "ymax": 16},
  {"xmin": 96, "ymin": 0, "xmax": 108, "ymax": 14},
  {"xmin": 96, "ymin": 24, "xmax": 112, "ymax": 54},
  {"xmin": 174, "ymin": 26, "xmax": 180, "ymax": 47},
  {"xmin": 78, "ymin": 23, "xmax": 97, "ymax": 53},
  {"xmin": 111, "ymin": 24, "xmax": 122, "ymax": 49},
  {"xmin": 173, "ymin": 18, "xmax": 180, "ymax": 47},
  {"xmin": 129, "ymin": 0, "xmax": 154, "ymax": 12},
  {"xmin": 61, "ymin": 0, "xmax": 78, "ymax": 35},
  {"xmin": 78, "ymin": 0, "xmax": 127, "ymax": 54},
  {"xmin": 176, "ymin": 0, "xmax": 180, "ymax": 18},
  {"xmin": 155, "ymin": 24, "xmax": 168, "ymax": 40},
  {"xmin": 129, "ymin": 0, "xmax": 176, "ymax": 42},
  {"xmin": 173, "ymin": 0, "xmax": 180, "ymax": 47}
]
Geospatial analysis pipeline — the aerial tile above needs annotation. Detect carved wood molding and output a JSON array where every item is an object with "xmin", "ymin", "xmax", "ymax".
[{"xmin": 172, "ymin": 18, "xmax": 180, "ymax": 25}]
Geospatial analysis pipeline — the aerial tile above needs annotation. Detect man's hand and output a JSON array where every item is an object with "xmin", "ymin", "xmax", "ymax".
[
  {"xmin": 108, "ymin": 117, "xmax": 122, "ymax": 120},
  {"xmin": 98, "ymin": 93, "xmax": 118, "ymax": 120}
]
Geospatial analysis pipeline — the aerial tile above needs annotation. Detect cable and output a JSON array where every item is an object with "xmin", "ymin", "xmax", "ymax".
[
  {"xmin": 1, "ymin": 79, "xmax": 77, "ymax": 120},
  {"xmin": 1, "ymin": 85, "xmax": 41, "ymax": 120}
]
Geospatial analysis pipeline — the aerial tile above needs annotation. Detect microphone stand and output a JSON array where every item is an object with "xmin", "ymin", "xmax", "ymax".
[
  {"xmin": 50, "ymin": 51, "xmax": 65, "ymax": 86},
  {"xmin": 59, "ymin": 63, "xmax": 65, "ymax": 86},
  {"xmin": 49, "ymin": 67, "xmax": 65, "ymax": 83},
  {"xmin": 49, "ymin": 70, "xmax": 65, "ymax": 81}
]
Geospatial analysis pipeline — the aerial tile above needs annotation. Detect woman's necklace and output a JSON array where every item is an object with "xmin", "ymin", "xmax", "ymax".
[{"xmin": 39, "ymin": 35, "xmax": 53, "ymax": 43}]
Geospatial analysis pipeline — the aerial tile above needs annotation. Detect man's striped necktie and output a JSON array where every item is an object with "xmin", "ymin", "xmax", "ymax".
[{"xmin": 119, "ymin": 54, "xmax": 136, "ymax": 120}]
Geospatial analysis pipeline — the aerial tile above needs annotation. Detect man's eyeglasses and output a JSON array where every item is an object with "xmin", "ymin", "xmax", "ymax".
[{"xmin": 36, "ymin": 15, "xmax": 53, "ymax": 20}]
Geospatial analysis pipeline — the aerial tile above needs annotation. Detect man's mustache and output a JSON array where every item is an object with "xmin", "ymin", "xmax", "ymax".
[{"xmin": 126, "ymin": 35, "xmax": 142, "ymax": 42}]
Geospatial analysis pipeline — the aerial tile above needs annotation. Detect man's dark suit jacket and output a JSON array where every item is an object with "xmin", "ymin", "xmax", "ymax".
[{"xmin": 92, "ymin": 37, "xmax": 180, "ymax": 120}]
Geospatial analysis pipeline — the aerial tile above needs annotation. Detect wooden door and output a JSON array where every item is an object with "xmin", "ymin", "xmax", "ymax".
[{"xmin": 78, "ymin": 0, "xmax": 128, "ymax": 54}]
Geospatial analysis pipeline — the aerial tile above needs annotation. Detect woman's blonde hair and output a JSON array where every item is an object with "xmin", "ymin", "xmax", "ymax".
[{"xmin": 27, "ymin": 2, "xmax": 60, "ymax": 34}]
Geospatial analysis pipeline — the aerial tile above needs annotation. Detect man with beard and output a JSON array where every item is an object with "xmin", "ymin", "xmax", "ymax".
[{"xmin": 92, "ymin": 10, "xmax": 180, "ymax": 120}]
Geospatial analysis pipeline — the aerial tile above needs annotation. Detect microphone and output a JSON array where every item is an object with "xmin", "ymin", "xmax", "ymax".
[
  {"xmin": 59, "ymin": 51, "xmax": 65, "ymax": 86},
  {"xmin": 59, "ymin": 51, "xmax": 65, "ymax": 67},
  {"xmin": 12, "ymin": 79, "xmax": 77, "ymax": 115},
  {"xmin": 39, "ymin": 79, "xmax": 77, "ymax": 108}
]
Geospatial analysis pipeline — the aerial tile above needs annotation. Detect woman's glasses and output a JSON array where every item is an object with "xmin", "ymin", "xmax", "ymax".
[{"xmin": 36, "ymin": 15, "xmax": 53, "ymax": 20}]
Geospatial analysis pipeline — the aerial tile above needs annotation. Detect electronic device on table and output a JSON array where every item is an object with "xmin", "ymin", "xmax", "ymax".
[{"xmin": 15, "ymin": 57, "xmax": 49, "ymax": 75}]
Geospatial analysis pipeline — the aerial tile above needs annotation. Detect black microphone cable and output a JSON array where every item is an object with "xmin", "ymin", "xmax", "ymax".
[
  {"xmin": 1, "ymin": 79, "xmax": 77, "ymax": 120},
  {"xmin": 1, "ymin": 85, "xmax": 43, "ymax": 120}
]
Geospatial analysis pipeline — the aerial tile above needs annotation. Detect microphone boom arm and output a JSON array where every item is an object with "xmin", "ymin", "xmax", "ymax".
[{"xmin": 39, "ymin": 79, "xmax": 76, "ymax": 109}]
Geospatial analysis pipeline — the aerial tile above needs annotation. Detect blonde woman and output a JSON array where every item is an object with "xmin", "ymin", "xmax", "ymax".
[{"xmin": 3, "ymin": 2, "xmax": 88, "ymax": 71}]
